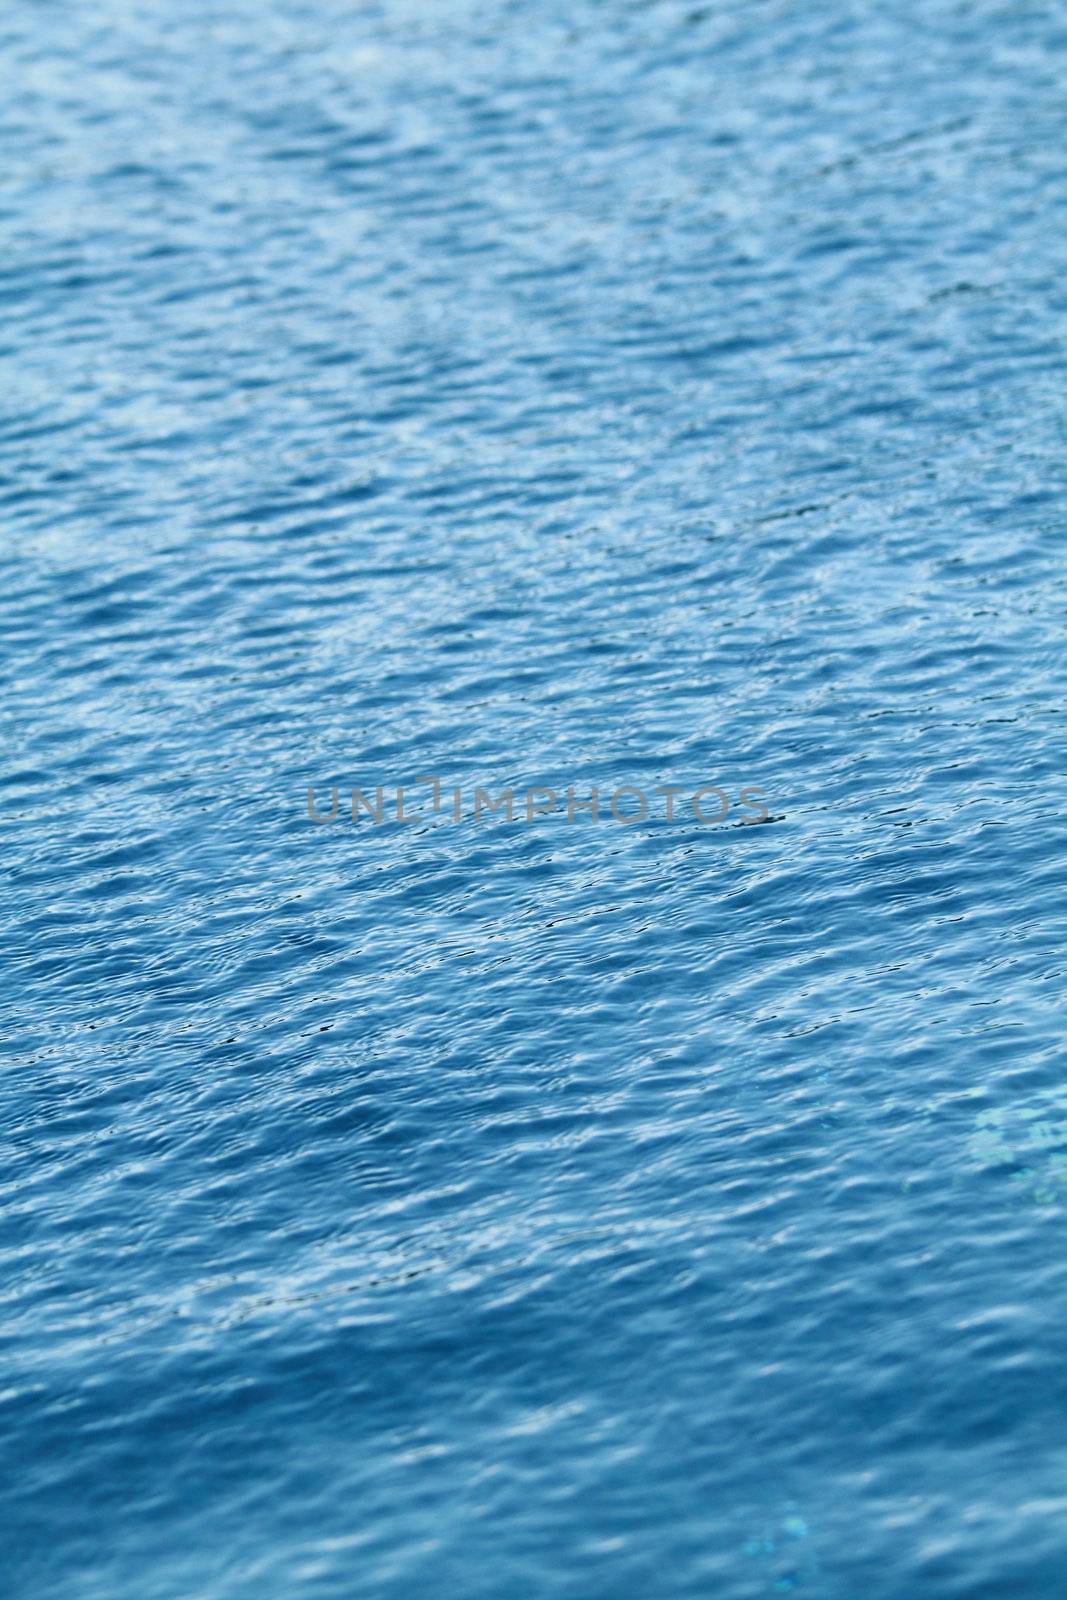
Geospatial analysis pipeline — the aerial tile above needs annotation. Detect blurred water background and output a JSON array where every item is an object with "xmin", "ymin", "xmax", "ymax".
[{"xmin": 1, "ymin": 1, "xmax": 1066, "ymax": 1595}]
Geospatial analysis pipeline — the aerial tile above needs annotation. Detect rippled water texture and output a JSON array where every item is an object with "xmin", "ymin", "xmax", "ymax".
[{"xmin": 2, "ymin": 1, "xmax": 1066, "ymax": 1595}]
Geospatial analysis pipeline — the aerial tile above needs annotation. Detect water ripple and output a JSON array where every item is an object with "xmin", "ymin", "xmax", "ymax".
[{"xmin": 2, "ymin": 1, "xmax": 1066, "ymax": 1596}]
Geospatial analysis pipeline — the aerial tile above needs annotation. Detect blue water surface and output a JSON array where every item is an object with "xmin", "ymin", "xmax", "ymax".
[{"xmin": 2, "ymin": 1, "xmax": 1066, "ymax": 1595}]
